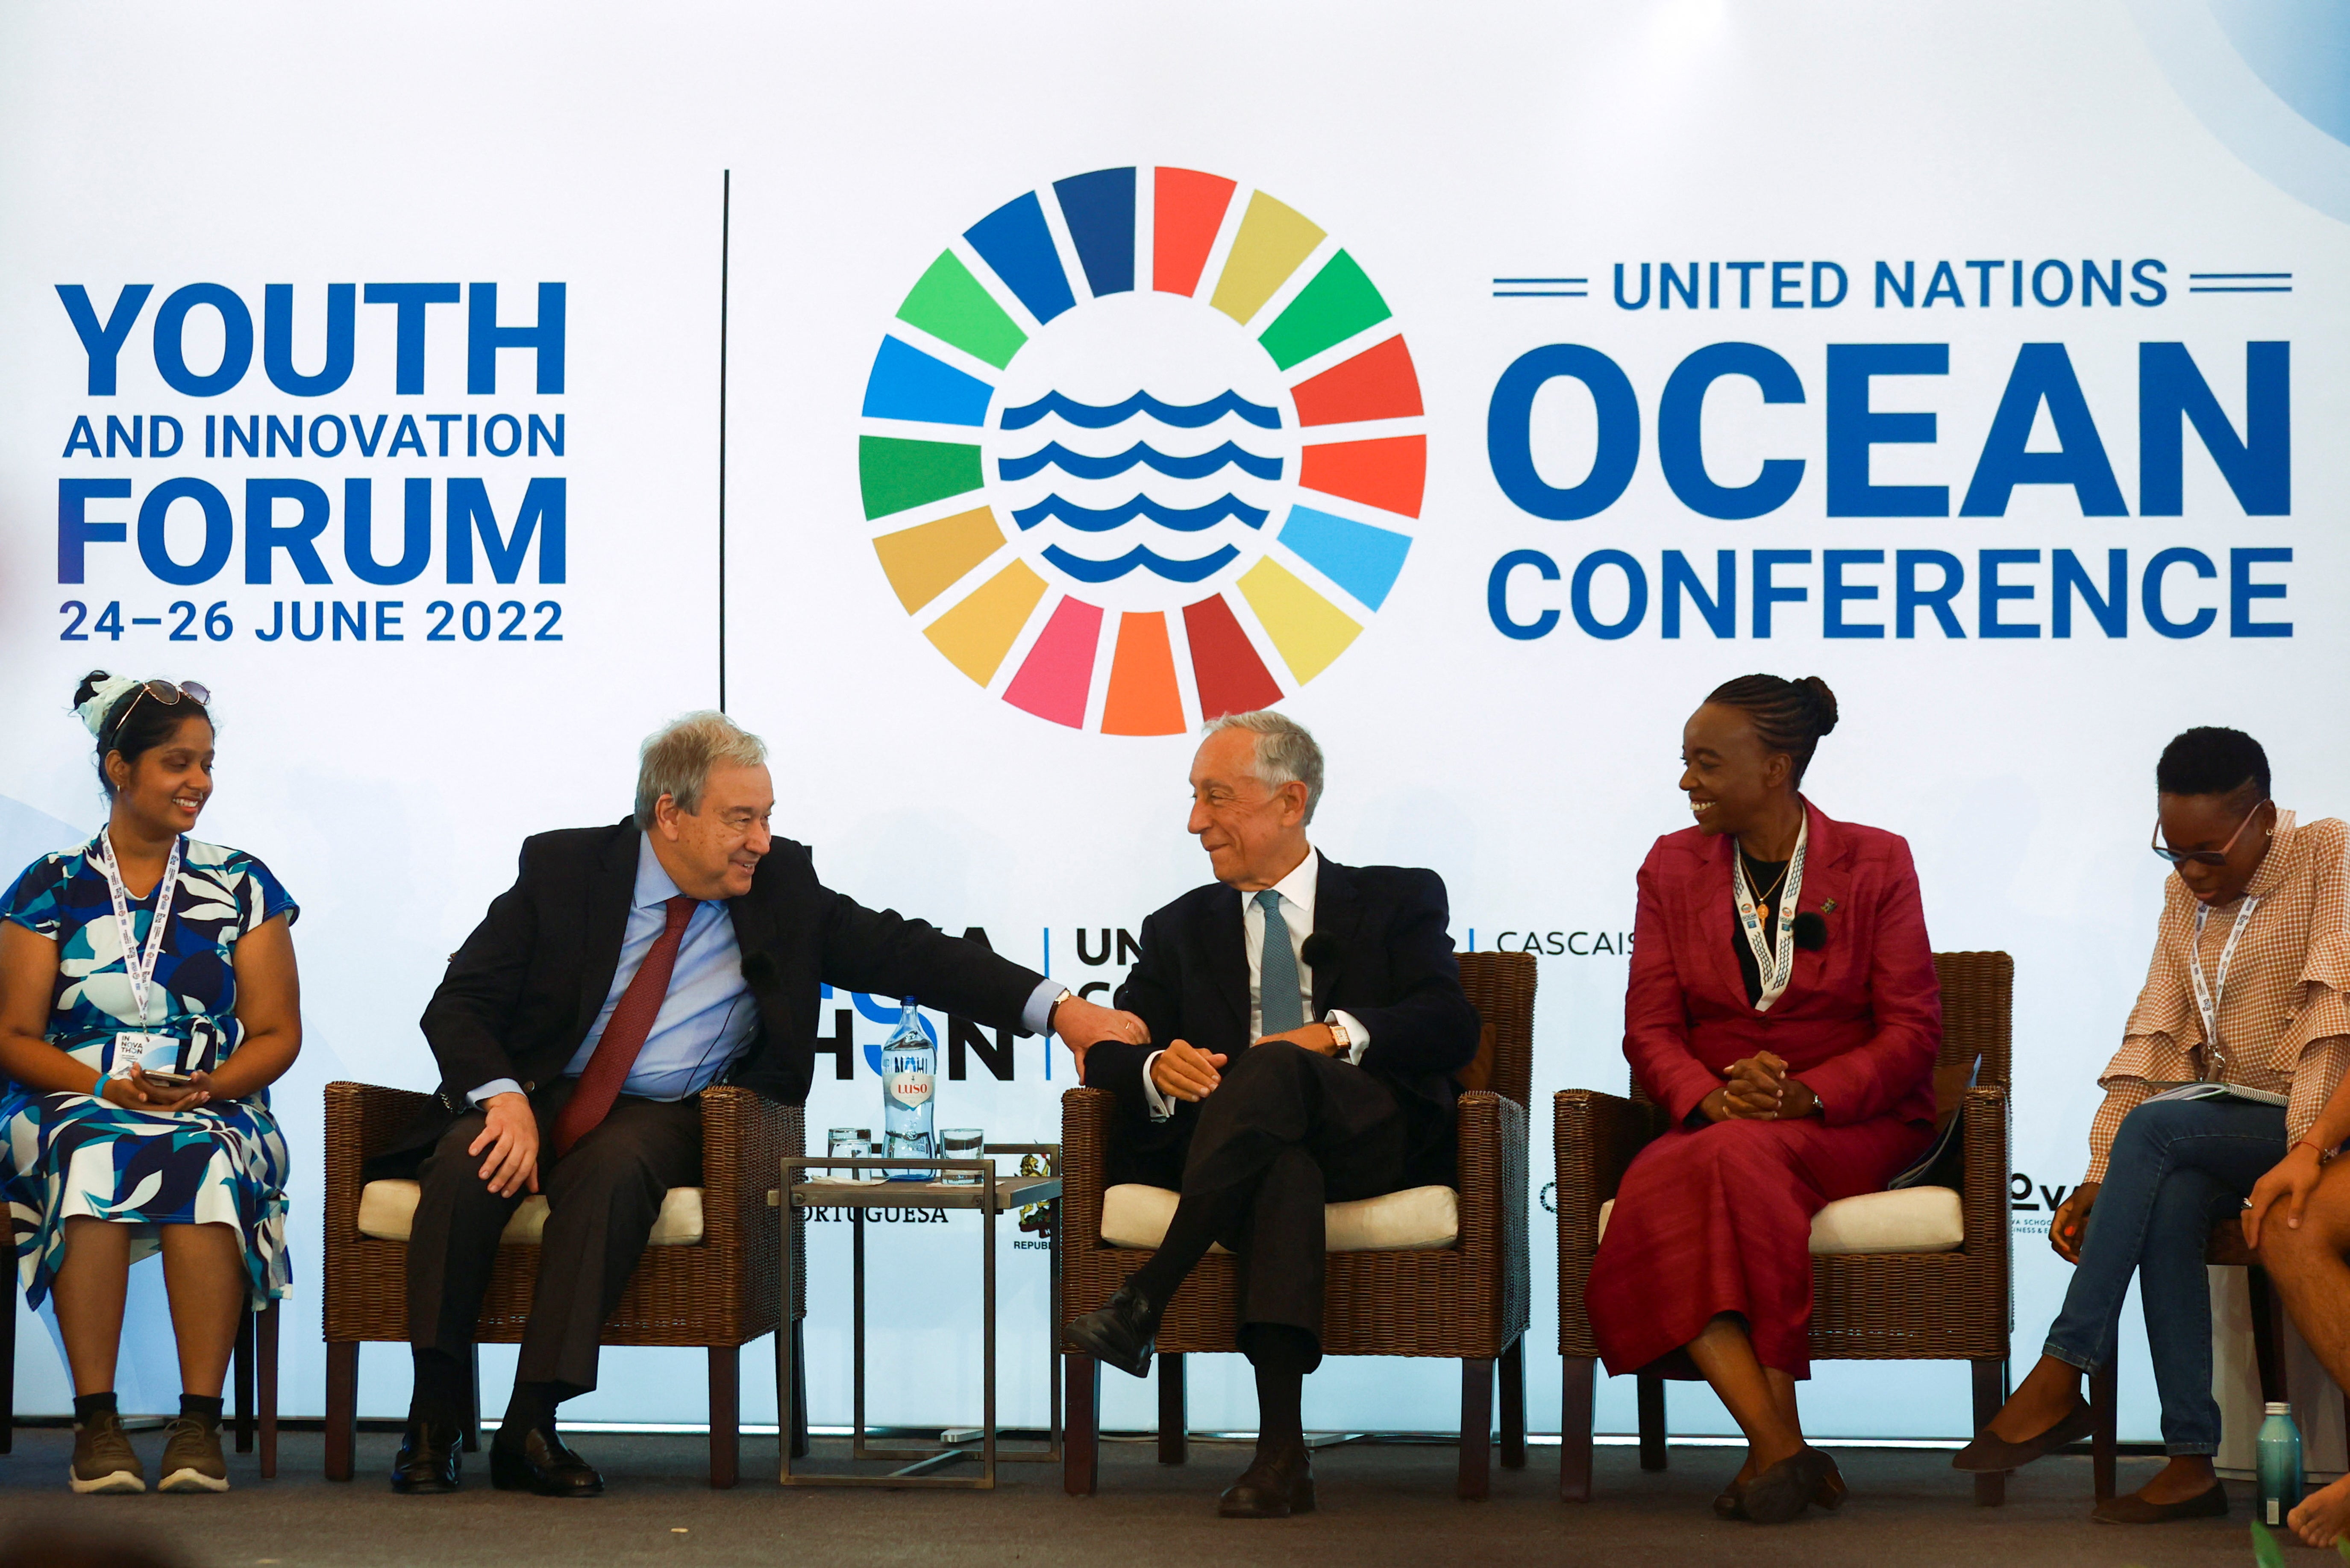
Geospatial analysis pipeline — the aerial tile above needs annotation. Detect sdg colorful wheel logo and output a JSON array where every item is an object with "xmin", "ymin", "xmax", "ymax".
[{"xmin": 858, "ymin": 167, "xmax": 1425, "ymax": 734}]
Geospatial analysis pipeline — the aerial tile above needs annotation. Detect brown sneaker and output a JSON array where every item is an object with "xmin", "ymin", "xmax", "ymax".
[
  {"xmin": 157, "ymin": 1415, "xmax": 230, "ymax": 1493},
  {"xmin": 70, "ymin": 1412, "xmax": 146, "ymax": 1494}
]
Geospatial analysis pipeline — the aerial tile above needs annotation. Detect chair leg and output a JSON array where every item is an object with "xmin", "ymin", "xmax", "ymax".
[
  {"xmin": 707, "ymin": 1345, "xmax": 739, "ymax": 1489},
  {"xmin": 790, "ymin": 1320, "xmax": 810, "ymax": 1460},
  {"xmin": 2090, "ymin": 1360, "xmax": 2119, "ymax": 1502},
  {"xmin": 1637, "ymin": 1373, "xmax": 1668, "ymax": 1471},
  {"xmin": 1157, "ymin": 1352, "xmax": 1187, "ymax": 1465},
  {"xmin": 324, "ymin": 1342, "xmax": 359, "ymax": 1482},
  {"xmin": 1500, "ymin": 1337, "xmax": 1527, "ymax": 1471},
  {"xmin": 1065, "ymin": 1354, "xmax": 1100, "ymax": 1496},
  {"xmin": 1970, "ymin": 1357, "xmax": 2005, "ymax": 1506},
  {"xmin": 1560, "ymin": 1356, "xmax": 1595, "ymax": 1503},
  {"xmin": 258, "ymin": 1300, "xmax": 279, "ymax": 1479},
  {"xmin": 2250, "ymin": 1266, "xmax": 2289, "ymax": 1405},
  {"xmin": 462, "ymin": 1343, "xmax": 482, "ymax": 1453},
  {"xmin": 2, "ymin": 1276, "xmax": 15, "ymax": 1455},
  {"xmin": 233, "ymin": 1304, "xmax": 257, "ymax": 1453},
  {"xmin": 1458, "ymin": 1357, "xmax": 1495, "ymax": 1500}
]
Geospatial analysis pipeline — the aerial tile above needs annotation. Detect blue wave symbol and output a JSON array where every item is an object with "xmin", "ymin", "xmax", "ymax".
[
  {"xmin": 1012, "ymin": 494, "xmax": 1268, "ymax": 533},
  {"xmin": 999, "ymin": 391, "xmax": 1281, "ymax": 431},
  {"xmin": 1043, "ymin": 543, "xmax": 1239, "ymax": 583},
  {"xmin": 996, "ymin": 441, "xmax": 1284, "ymax": 483}
]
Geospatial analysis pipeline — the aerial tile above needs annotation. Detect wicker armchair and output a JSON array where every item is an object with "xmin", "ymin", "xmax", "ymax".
[
  {"xmin": 1555, "ymin": 950, "xmax": 2014, "ymax": 1505},
  {"xmin": 1058, "ymin": 949, "xmax": 1534, "ymax": 1499},
  {"xmin": 320, "ymin": 1080, "xmax": 802, "ymax": 1488}
]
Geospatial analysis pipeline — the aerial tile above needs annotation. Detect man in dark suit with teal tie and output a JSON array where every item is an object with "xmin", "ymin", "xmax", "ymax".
[{"xmin": 1064, "ymin": 711, "xmax": 1480, "ymax": 1518}]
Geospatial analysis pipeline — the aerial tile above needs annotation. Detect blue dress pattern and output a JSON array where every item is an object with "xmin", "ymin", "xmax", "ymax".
[{"xmin": 0, "ymin": 835, "xmax": 297, "ymax": 1308}]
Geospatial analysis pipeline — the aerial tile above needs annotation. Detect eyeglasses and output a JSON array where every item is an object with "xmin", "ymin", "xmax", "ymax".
[
  {"xmin": 2150, "ymin": 799, "xmax": 2267, "ymax": 867},
  {"xmin": 107, "ymin": 678, "xmax": 210, "ymax": 741}
]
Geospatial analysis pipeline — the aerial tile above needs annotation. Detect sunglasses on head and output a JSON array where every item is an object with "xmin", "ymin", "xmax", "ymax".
[
  {"xmin": 2149, "ymin": 798, "xmax": 2267, "ymax": 867},
  {"xmin": 105, "ymin": 678, "xmax": 210, "ymax": 742}
]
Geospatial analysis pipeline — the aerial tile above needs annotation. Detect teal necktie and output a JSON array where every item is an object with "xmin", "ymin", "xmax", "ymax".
[{"xmin": 1255, "ymin": 888, "xmax": 1306, "ymax": 1036}]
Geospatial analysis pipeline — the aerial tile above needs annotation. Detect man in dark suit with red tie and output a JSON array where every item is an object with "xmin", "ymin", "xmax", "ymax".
[
  {"xmin": 1063, "ymin": 712, "xmax": 1480, "ymax": 1518},
  {"xmin": 385, "ymin": 711, "xmax": 1143, "ymax": 1496}
]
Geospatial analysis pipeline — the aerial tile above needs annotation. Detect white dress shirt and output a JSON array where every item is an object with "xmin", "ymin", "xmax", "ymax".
[{"xmin": 1140, "ymin": 846, "xmax": 1372, "ymax": 1120}]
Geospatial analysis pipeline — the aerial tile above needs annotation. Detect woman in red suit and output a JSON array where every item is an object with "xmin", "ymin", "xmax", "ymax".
[{"xmin": 1586, "ymin": 674, "xmax": 1942, "ymax": 1523}]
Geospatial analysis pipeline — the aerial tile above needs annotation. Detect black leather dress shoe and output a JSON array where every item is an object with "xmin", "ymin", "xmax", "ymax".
[
  {"xmin": 1219, "ymin": 1441, "xmax": 1316, "ymax": 1518},
  {"xmin": 489, "ymin": 1426, "xmax": 605, "ymax": 1497},
  {"xmin": 389, "ymin": 1420, "xmax": 462, "ymax": 1494},
  {"xmin": 1060, "ymin": 1281, "xmax": 1162, "ymax": 1379}
]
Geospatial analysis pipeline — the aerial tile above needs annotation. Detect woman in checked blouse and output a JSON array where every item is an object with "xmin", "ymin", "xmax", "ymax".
[{"xmin": 1957, "ymin": 727, "xmax": 2350, "ymax": 1525}]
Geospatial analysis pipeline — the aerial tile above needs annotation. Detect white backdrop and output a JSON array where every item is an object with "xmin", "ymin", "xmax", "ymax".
[{"xmin": 3, "ymin": 0, "xmax": 2343, "ymax": 1446}]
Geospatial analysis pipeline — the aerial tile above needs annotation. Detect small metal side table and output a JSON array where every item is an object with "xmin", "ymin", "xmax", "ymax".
[{"xmin": 776, "ymin": 1144, "xmax": 1061, "ymax": 1488}]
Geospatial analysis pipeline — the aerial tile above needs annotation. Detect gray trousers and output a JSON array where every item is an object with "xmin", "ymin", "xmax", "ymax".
[{"xmin": 405, "ymin": 1077, "xmax": 702, "ymax": 1391}]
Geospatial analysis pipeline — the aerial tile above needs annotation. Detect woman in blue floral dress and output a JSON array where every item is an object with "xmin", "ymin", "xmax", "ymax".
[{"xmin": 0, "ymin": 672, "xmax": 302, "ymax": 1495}]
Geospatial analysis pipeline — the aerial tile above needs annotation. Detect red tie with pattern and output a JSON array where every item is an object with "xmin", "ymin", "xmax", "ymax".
[{"xmin": 554, "ymin": 894, "xmax": 697, "ymax": 1157}]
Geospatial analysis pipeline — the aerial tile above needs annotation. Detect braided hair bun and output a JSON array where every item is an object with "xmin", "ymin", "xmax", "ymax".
[{"xmin": 1704, "ymin": 673, "xmax": 1841, "ymax": 786}]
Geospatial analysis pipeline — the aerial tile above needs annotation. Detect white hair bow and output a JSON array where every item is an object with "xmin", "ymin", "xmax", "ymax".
[{"xmin": 74, "ymin": 673, "xmax": 143, "ymax": 738}]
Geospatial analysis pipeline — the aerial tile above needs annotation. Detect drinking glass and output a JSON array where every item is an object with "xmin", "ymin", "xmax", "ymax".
[
  {"xmin": 940, "ymin": 1128, "xmax": 987, "ymax": 1184},
  {"xmin": 828, "ymin": 1128, "xmax": 878, "ymax": 1181}
]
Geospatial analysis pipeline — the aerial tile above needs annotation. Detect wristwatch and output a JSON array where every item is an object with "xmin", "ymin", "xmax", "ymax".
[
  {"xmin": 1045, "ymin": 987, "xmax": 1075, "ymax": 1034},
  {"xmin": 1323, "ymin": 1013, "xmax": 1353, "ymax": 1054}
]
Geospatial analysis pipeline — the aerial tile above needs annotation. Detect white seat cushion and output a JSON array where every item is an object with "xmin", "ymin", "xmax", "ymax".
[
  {"xmin": 1595, "ymin": 1186, "xmax": 1963, "ymax": 1256},
  {"xmin": 356, "ymin": 1179, "xmax": 706, "ymax": 1246},
  {"xmin": 1100, "ymin": 1183, "xmax": 1459, "ymax": 1253}
]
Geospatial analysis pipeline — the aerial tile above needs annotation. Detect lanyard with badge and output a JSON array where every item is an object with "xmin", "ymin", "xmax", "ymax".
[
  {"xmin": 1733, "ymin": 816, "xmax": 1809, "ymax": 1013},
  {"xmin": 2187, "ymin": 893, "xmax": 2260, "ymax": 1083},
  {"xmin": 96, "ymin": 830, "xmax": 182, "ymax": 1077}
]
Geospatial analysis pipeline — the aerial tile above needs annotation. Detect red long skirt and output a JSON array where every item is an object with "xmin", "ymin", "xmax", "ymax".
[{"xmin": 1587, "ymin": 1114, "xmax": 1932, "ymax": 1380}]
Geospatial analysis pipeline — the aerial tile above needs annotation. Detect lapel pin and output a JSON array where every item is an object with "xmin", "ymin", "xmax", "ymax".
[{"xmin": 1820, "ymin": 899, "xmax": 1839, "ymax": 913}]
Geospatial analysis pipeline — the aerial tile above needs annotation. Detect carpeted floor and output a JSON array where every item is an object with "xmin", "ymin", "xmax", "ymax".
[{"xmin": 0, "ymin": 1427, "xmax": 2277, "ymax": 1567}]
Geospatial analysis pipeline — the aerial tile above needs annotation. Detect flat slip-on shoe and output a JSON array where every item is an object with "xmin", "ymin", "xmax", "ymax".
[
  {"xmin": 1742, "ymin": 1447, "xmax": 1835, "ymax": 1525},
  {"xmin": 1718, "ymin": 1457, "xmax": 1844, "ymax": 1520},
  {"xmin": 1952, "ymin": 1398, "xmax": 2096, "ymax": 1473},
  {"xmin": 2092, "ymin": 1483, "xmax": 2230, "ymax": 1525}
]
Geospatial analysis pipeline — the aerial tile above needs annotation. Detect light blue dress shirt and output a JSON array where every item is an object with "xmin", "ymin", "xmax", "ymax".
[{"xmin": 470, "ymin": 833, "xmax": 1068, "ymax": 1106}]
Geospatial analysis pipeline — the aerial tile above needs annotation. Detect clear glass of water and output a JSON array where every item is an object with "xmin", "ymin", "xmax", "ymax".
[
  {"xmin": 940, "ymin": 1128, "xmax": 986, "ymax": 1184},
  {"xmin": 828, "ymin": 1128, "xmax": 876, "ymax": 1180}
]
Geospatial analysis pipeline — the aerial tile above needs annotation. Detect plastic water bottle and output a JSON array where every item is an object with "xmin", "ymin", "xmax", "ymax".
[
  {"xmin": 881, "ymin": 998, "xmax": 936, "ymax": 1180},
  {"xmin": 2258, "ymin": 1401, "xmax": 2304, "ymax": 1527}
]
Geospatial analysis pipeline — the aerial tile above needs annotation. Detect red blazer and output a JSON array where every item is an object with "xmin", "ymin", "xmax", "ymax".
[{"xmin": 1624, "ymin": 799, "xmax": 1941, "ymax": 1128}]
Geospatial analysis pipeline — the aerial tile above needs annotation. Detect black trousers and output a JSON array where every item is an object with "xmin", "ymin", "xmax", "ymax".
[
  {"xmin": 405, "ymin": 1077, "xmax": 702, "ymax": 1392},
  {"xmin": 1179, "ymin": 1041, "xmax": 1412, "ymax": 1350}
]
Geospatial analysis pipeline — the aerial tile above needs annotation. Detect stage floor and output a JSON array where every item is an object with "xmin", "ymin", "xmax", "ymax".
[{"xmin": 0, "ymin": 1428, "xmax": 2262, "ymax": 1566}]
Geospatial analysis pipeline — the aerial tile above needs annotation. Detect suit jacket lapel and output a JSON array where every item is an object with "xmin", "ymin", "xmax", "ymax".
[
  {"xmin": 1697, "ymin": 831, "xmax": 1751, "ymax": 1010},
  {"xmin": 1309, "ymin": 854, "xmax": 1363, "ymax": 1018},
  {"xmin": 577, "ymin": 819, "xmax": 640, "ymax": 1036},
  {"xmin": 1201, "ymin": 883, "xmax": 1250, "ymax": 1037}
]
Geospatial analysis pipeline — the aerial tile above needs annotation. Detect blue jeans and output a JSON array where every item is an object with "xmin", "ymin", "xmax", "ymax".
[{"xmin": 2043, "ymin": 1096, "xmax": 2286, "ymax": 1455}]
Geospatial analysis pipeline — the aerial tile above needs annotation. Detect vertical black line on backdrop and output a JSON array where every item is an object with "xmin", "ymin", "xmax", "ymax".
[{"xmin": 718, "ymin": 168, "xmax": 733, "ymax": 712}]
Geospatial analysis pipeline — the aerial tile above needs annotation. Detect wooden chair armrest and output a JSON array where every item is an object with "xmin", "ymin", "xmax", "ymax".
[
  {"xmin": 1552, "ymin": 1089, "xmax": 1657, "ymax": 1258},
  {"xmin": 1453, "ymin": 1091, "xmax": 1524, "ymax": 1260},
  {"xmin": 1959, "ymin": 1084, "xmax": 2011, "ymax": 1262},
  {"xmin": 323, "ymin": 1080, "xmax": 437, "ymax": 1237},
  {"xmin": 1060, "ymin": 1087, "xmax": 1115, "ymax": 1251},
  {"xmin": 699, "ymin": 1086, "xmax": 796, "ymax": 1251}
]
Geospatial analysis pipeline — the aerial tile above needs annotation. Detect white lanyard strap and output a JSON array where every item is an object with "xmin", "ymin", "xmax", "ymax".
[
  {"xmin": 2187, "ymin": 893, "xmax": 2260, "ymax": 1081},
  {"xmin": 1733, "ymin": 816, "xmax": 1809, "ymax": 1013},
  {"xmin": 96, "ymin": 832, "xmax": 181, "ymax": 1029}
]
